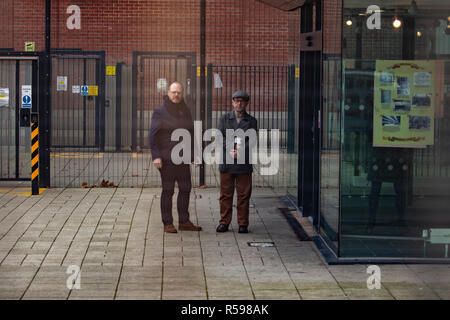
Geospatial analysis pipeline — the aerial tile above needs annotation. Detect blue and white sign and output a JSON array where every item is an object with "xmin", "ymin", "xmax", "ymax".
[
  {"xmin": 81, "ymin": 85, "xmax": 89, "ymax": 96},
  {"xmin": 21, "ymin": 85, "xmax": 32, "ymax": 109}
]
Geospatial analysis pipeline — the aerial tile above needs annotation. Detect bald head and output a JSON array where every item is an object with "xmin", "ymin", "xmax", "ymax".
[{"xmin": 168, "ymin": 82, "xmax": 184, "ymax": 104}]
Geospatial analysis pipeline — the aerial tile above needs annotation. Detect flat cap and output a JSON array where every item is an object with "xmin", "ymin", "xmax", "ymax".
[{"xmin": 232, "ymin": 90, "xmax": 250, "ymax": 101}]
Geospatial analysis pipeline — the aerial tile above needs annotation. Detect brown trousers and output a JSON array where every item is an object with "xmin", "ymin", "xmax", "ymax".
[{"xmin": 219, "ymin": 172, "xmax": 252, "ymax": 226}]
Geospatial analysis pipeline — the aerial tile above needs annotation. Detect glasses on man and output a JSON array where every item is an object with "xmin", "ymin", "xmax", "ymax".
[
  {"xmin": 169, "ymin": 91, "xmax": 182, "ymax": 95},
  {"xmin": 233, "ymin": 98, "xmax": 247, "ymax": 104}
]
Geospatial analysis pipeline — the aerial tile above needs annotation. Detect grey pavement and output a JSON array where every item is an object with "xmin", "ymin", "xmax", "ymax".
[{"xmin": 0, "ymin": 185, "xmax": 448, "ymax": 300}]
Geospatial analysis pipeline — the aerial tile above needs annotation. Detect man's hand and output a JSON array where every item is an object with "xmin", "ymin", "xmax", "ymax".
[
  {"xmin": 193, "ymin": 156, "xmax": 202, "ymax": 167},
  {"xmin": 153, "ymin": 158, "xmax": 163, "ymax": 169},
  {"xmin": 229, "ymin": 150, "xmax": 239, "ymax": 159}
]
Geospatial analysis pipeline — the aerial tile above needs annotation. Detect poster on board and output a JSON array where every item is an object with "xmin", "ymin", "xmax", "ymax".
[{"xmin": 373, "ymin": 60, "xmax": 435, "ymax": 147}]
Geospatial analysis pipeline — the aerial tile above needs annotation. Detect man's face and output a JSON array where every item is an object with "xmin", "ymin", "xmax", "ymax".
[
  {"xmin": 232, "ymin": 98, "xmax": 248, "ymax": 113},
  {"xmin": 168, "ymin": 83, "xmax": 184, "ymax": 103}
]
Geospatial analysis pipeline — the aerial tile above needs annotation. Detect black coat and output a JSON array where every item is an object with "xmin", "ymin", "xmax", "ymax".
[
  {"xmin": 217, "ymin": 110, "xmax": 258, "ymax": 174},
  {"xmin": 149, "ymin": 96, "xmax": 194, "ymax": 165}
]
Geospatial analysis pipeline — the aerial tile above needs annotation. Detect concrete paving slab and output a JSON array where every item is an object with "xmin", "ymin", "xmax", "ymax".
[{"xmin": 0, "ymin": 186, "xmax": 447, "ymax": 300}]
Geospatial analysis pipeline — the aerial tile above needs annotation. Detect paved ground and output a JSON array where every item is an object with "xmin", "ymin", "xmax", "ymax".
[{"xmin": 0, "ymin": 185, "xmax": 448, "ymax": 300}]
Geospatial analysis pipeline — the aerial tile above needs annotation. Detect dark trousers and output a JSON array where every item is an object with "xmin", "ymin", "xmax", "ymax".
[
  {"xmin": 219, "ymin": 172, "xmax": 252, "ymax": 226},
  {"xmin": 368, "ymin": 180, "xmax": 406, "ymax": 224},
  {"xmin": 158, "ymin": 164, "xmax": 191, "ymax": 226}
]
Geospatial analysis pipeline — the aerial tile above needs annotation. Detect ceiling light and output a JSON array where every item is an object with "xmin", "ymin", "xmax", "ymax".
[
  {"xmin": 393, "ymin": 17, "xmax": 402, "ymax": 29},
  {"xmin": 346, "ymin": 19, "xmax": 353, "ymax": 26}
]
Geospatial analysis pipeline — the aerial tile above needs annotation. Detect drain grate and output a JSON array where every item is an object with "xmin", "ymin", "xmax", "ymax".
[{"xmin": 247, "ymin": 242, "xmax": 275, "ymax": 247}]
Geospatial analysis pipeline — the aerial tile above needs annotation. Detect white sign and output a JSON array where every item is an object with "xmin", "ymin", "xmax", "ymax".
[
  {"xmin": 157, "ymin": 78, "xmax": 167, "ymax": 91},
  {"xmin": 214, "ymin": 73, "xmax": 223, "ymax": 88},
  {"xmin": 0, "ymin": 88, "xmax": 9, "ymax": 107},
  {"xmin": 21, "ymin": 85, "xmax": 32, "ymax": 109},
  {"xmin": 72, "ymin": 85, "xmax": 80, "ymax": 94},
  {"xmin": 57, "ymin": 76, "xmax": 68, "ymax": 91}
]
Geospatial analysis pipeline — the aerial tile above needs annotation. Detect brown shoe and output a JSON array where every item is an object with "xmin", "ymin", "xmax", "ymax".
[
  {"xmin": 179, "ymin": 221, "xmax": 202, "ymax": 231},
  {"xmin": 164, "ymin": 224, "xmax": 177, "ymax": 233}
]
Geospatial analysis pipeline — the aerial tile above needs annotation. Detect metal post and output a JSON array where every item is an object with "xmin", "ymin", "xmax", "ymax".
[
  {"xmin": 287, "ymin": 64, "xmax": 295, "ymax": 153},
  {"xmin": 31, "ymin": 114, "xmax": 39, "ymax": 195},
  {"xmin": 199, "ymin": 0, "xmax": 206, "ymax": 186},
  {"xmin": 116, "ymin": 62, "xmax": 123, "ymax": 151}
]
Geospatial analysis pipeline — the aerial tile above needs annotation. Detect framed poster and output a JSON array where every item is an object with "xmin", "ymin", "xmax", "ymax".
[{"xmin": 373, "ymin": 60, "xmax": 435, "ymax": 147}]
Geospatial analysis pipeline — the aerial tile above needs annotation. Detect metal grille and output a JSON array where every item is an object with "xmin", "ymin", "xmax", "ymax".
[
  {"xmin": 204, "ymin": 65, "xmax": 296, "ymax": 188},
  {"xmin": 0, "ymin": 59, "xmax": 33, "ymax": 180}
]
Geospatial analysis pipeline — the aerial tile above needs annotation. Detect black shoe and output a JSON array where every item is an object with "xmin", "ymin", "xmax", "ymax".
[
  {"xmin": 238, "ymin": 226, "xmax": 248, "ymax": 233},
  {"xmin": 216, "ymin": 224, "xmax": 229, "ymax": 232}
]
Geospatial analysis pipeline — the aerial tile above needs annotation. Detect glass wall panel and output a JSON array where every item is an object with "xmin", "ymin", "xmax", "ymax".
[
  {"xmin": 342, "ymin": 0, "xmax": 450, "ymax": 258},
  {"xmin": 320, "ymin": 56, "xmax": 342, "ymax": 254}
]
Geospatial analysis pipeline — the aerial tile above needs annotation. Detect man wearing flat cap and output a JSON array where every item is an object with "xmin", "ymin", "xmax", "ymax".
[{"xmin": 216, "ymin": 90, "xmax": 257, "ymax": 233}]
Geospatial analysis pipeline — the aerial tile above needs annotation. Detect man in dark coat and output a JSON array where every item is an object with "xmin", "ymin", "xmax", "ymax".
[
  {"xmin": 149, "ymin": 81, "xmax": 202, "ymax": 233},
  {"xmin": 366, "ymin": 146, "xmax": 412, "ymax": 233},
  {"xmin": 216, "ymin": 90, "xmax": 258, "ymax": 233}
]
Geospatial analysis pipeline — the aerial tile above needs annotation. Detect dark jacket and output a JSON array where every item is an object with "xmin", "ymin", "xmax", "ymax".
[
  {"xmin": 149, "ymin": 96, "xmax": 194, "ymax": 165},
  {"xmin": 217, "ymin": 110, "xmax": 258, "ymax": 174}
]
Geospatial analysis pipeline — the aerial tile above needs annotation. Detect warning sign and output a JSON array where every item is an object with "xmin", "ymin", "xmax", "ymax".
[
  {"xmin": 0, "ymin": 88, "xmax": 9, "ymax": 107},
  {"xmin": 157, "ymin": 78, "xmax": 167, "ymax": 91},
  {"xmin": 25, "ymin": 42, "xmax": 35, "ymax": 52},
  {"xmin": 88, "ymin": 86, "xmax": 98, "ymax": 96},
  {"xmin": 81, "ymin": 86, "xmax": 89, "ymax": 96},
  {"xmin": 21, "ymin": 85, "xmax": 32, "ymax": 109},
  {"xmin": 57, "ymin": 76, "xmax": 68, "ymax": 91},
  {"xmin": 106, "ymin": 66, "xmax": 116, "ymax": 76}
]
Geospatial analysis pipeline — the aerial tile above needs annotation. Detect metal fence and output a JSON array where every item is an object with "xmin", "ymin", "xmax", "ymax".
[
  {"xmin": 203, "ymin": 64, "xmax": 297, "ymax": 188},
  {"xmin": 1, "ymin": 52, "xmax": 298, "ymax": 188}
]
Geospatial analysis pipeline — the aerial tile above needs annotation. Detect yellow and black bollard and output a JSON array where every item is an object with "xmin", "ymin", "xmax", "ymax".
[{"xmin": 31, "ymin": 114, "xmax": 39, "ymax": 195}]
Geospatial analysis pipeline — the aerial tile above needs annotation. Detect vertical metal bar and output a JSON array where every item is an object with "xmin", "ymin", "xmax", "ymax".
[
  {"xmin": 199, "ymin": 0, "xmax": 206, "ymax": 186},
  {"xmin": 116, "ymin": 62, "xmax": 122, "ymax": 151},
  {"xmin": 272, "ymin": 66, "xmax": 275, "ymax": 146},
  {"xmin": 38, "ymin": 52, "xmax": 51, "ymax": 187},
  {"xmin": 15, "ymin": 60, "xmax": 20, "ymax": 179},
  {"xmin": 131, "ymin": 52, "xmax": 138, "ymax": 152},
  {"xmin": 83, "ymin": 58, "xmax": 87, "ymax": 146},
  {"xmin": 207, "ymin": 64, "xmax": 212, "ymax": 130},
  {"xmin": 139, "ymin": 60, "xmax": 144, "ymax": 149},
  {"xmin": 99, "ymin": 52, "xmax": 106, "ymax": 152}
]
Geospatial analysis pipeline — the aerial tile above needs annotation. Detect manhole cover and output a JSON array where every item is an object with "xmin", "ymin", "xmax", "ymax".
[{"xmin": 247, "ymin": 242, "xmax": 275, "ymax": 247}]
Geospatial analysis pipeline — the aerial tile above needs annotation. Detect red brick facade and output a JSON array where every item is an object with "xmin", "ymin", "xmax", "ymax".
[
  {"xmin": 1, "ymin": 0, "xmax": 301, "ymax": 66},
  {"xmin": 323, "ymin": 0, "xmax": 342, "ymax": 55}
]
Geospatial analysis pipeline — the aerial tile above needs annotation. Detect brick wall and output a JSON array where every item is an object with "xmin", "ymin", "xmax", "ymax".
[
  {"xmin": 323, "ymin": 0, "xmax": 342, "ymax": 55},
  {"xmin": 1, "ymin": 0, "xmax": 299, "ymax": 66}
]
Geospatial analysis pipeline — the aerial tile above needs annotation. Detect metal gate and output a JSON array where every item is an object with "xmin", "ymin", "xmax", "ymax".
[
  {"xmin": 0, "ymin": 57, "xmax": 38, "ymax": 181},
  {"xmin": 132, "ymin": 52, "xmax": 197, "ymax": 151},
  {"xmin": 50, "ymin": 51, "xmax": 105, "ymax": 150},
  {"xmin": 206, "ymin": 65, "xmax": 294, "ymax": 148}
]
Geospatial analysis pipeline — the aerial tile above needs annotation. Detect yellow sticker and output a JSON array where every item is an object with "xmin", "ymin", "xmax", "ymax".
[
  {"xmin": 25, "ymin": 42, "xmax": 35, "ymax": 52},
  {"xmin": 197, "ymin": 67, "xmax": 201, "ymax": 77},
  {"xmin": 88, "ymin": 86, "xmax": 98, "ymax": 96},
  {"xmin": 295, "ymin": 68, "xmax": 300, "ymax": 78},
  {"xmin": 106, "ymin": 66, "xmax": 116, "ymax": 76}
]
